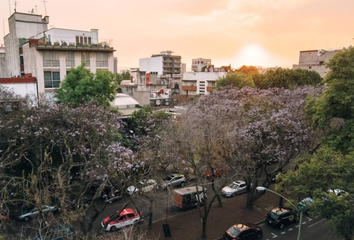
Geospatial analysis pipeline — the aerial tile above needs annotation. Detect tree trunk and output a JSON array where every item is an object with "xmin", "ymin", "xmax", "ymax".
[
  {"xmin": 148, "ymin": 198, "xmax": 153, "ymax": 230},
  {"xmin": 216, "ymin": 193, "xmax": 223, "ymax": 208},
  {"xmin": 201, "ymin": 217, "xmax": 208, "ymax": 240}
]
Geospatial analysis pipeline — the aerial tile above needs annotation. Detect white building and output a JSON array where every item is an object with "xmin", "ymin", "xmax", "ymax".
[
  {"xmin": 181, "ymin": 72, "xmax": 227, "ymax": 95},
  {"xmin": 1, "ymin": 12, "xmax": 115, "ymax": 95},
  {"xmin": 191, "ymin": 58, "xmax": 211, "ymax": 72},
  {"xmin": 0, "ymin": 76, "xmax": 38, "ymax": 98},
  {"xmin": 139, "ymin": 51, "xmax": 182, "ymax": 87},
  {"xmin": 293, "ymin": 49, "xmax": 340, "ymax": 77}
]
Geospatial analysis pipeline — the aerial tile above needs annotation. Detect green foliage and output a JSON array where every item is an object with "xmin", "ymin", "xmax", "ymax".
[
  {"xmin": 278, "ymin": 147, "xmax": 354, "ymax": 240},
  {"xmin": 216, "ymin": 72, "xmax": 255, "ymax": 88},
  {"xmin": 113, "ymin": 73, "xmax": 123, "ymax": 85},
  {"xmin": 255, "ymin": 68, "xmax": 322, "ymax": 89},
  {"xmin": 121, "ymin": 70, "xmax": 131, "ymax": 80},
  {"xmin": 55, "ymin": 64, "xmax": 117, "ymax": 107}
]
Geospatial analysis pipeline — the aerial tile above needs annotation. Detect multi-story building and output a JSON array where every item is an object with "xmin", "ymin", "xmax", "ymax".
[
  {"xmin": 1, "ymin": 12, "xmax": 115, "ymax": 95},
  {"xmin": 191, "ymin": 58, "xmax": 211, "ymax": 72},
  {"xmin": 293, "ymin": 49, "xmax": 340, "ymax": 77},
  {"xmin": 139, "ymin": 51, "xmax": 182, "ymax": 87},
  {"xmin": 181, "ymin": 71, "xmax": 226, "ymax": 95}
]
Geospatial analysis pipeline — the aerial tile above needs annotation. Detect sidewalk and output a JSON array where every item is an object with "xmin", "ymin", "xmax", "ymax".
[{"xmin": 146, "ymin": 192, "xmax": 279, "ymax": 240}]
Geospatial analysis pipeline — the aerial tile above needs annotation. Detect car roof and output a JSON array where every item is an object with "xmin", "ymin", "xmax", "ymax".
[
  {"xmin": 233, "ymin": 223, "xmax": 250, "ymax": 232},
  {"xmin": 234, "ymin": 180, "xmax": 246, "ymax": 185},
  {"xmin": 169, "ymin": 174, "xmax": 179, "ymax": 178},
  {"xmin": 117, "ymin": 208, "xmax": 135, "ymax": 215},
  {"xmin": 270, "ymin": 207, "xmax": 292, "ymax": 214}
]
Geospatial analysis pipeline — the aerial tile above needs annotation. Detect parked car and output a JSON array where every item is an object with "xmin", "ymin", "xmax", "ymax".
[
  {"xmin": 101, "ymin": 208, "xmax": 141, "ymax": 232},
  {"xmin": 102, "ymin": 186, "xmax": 122, "ymax": 203},
  {"xmin": 266, "ymin": 207, "xmax": 297, "ymax": 229},
  {"xmin": 173, "ymin": 186, "xmax": 207, "ymax": 209},
  {"xmin": 18, "ymin": 205, "xmax": 59, "ymax": 222},
  {"xmin": 222, "ymin": 181, "xmax": 247, "ymax": 197},
  {"xmin": 224, "ymin": 223, "xmax": 262, "ymax": 240},
  {"xmin": 161, "ymin": 174, "xmax": 186, "ymax": 189},
  {"xmin": 204, "ymin": 167, "xmax": 227, "ymax": 179},
  {"xmin": 126, "ymin": 179, "xmax": 157, "ymax": 195},
  {"xmin": 328, "ymin": 189, "xmax": 348, "ymax": 197},
  {"xmin": 298, "ymin": 197, "xmax": 314, "ymax": 214},
  {"xmin": 34, "ymin": 226, "xmax": 72, "ymax": 240}
]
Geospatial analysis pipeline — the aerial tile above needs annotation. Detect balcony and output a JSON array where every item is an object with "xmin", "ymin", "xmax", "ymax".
[
  {"xmin": 182, "ymin": 85, "xmax": 197, "ymax": 91},
  {"xmin": 29, "ymin": 39, "xmax": 115, "ymax": 52},
  {"xmin": 207, "ymin": 86, "xmax": 215, "ymax": 92}
]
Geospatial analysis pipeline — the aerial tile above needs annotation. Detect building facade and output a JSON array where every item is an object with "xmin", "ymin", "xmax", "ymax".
[
  {"xmin": 181, "ymin": 71, "xmax": 226, "ymax": 95},
  {"xmin": 191, "ymin": 58, "xmax": 211, "ymax": 72},
  {"xmin": 293, "ymin": 49, "xmax": 340, "ymax": 77},
  {"xmin": 1, "ymin": 12, "xmax": 115, "ymax": 95},
  {"xmin": 139, "ymin": 51, "xmax": 182, "ymax": 86}
]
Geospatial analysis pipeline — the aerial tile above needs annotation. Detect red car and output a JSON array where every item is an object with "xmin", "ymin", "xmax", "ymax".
[
  {"xmin": 101, "ymin": 208, "xmax": 141, "ymax": 232},
  {"xmin": 205, "ymin": 167, "xmax": 227, "ymax": 179}
]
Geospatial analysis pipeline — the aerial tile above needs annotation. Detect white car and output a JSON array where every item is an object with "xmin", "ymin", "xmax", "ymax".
[
  {"xmin": 222, "ymin": 181, "xmax": 247, "ymax": 197},
  {"xmin": 161, "ymin": 174, "xmax": 187, "ymax": 189},
  {"xmin": 18, "ymin": 205, "xmax": 58, "ymax": 221},
  {"xmin": 127, "ymin": 179, "xmax": 157, "ymax": 195},
  {"xmin": 328, "ymin": 189, "xmax": 348, "ymax": 197}
]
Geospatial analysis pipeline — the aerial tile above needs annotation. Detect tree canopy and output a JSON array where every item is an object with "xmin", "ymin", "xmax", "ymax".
[
  {"xmin": 216, "ymin": 72, "xmax": 255, "ymax": 89},
  {"xmin": 55, "ymin": 64, "xmax": 117, "ymax": 107}
]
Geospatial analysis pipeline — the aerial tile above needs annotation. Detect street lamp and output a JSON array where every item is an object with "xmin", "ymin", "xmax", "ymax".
[{"xmin": 256, "ymin": 186, "xmax": 303, "ymax": 240}]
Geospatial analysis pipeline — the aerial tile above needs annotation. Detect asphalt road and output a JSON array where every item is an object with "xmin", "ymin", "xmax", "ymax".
[{"xmin": 259, "ymin": 216, "xmax": 339, "ymax": 240}]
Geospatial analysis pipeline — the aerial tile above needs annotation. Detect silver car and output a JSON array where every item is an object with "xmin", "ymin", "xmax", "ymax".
[
  {"xmin": 18, "ymin": 205, "xmax": 58, "ymax": 221},
  {"xmin": 222, "ymin": 180, "xmax": 247, "ymax": 197},
  {"xmin": 161, "ymin": 174, "xmax": 186, "ymax": 189}
]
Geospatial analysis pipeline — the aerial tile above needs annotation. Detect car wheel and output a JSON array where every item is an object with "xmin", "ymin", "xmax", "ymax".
[
  {"xmin": 257, "ymin": 233, "xmax": 262, "ymax": 239},
  {"xmin": 232, "ymin": 192, "xmax": 237, "ymax": 197},
  {"xmin": 24, "ymin": 216, "xmax": 30, "ymax": 222},
  {"xmin": 279, "ymin": 223, "xmax": 285, "ymax": 229},
  {"xmin": 110, "ymin": 226, "xmax": 117, "ymax": 232},
  {"xmin": 180, "ymin": 182, "xmax": 186, "ymax": 187}
]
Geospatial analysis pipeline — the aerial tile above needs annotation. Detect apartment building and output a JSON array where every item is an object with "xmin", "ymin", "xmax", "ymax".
[
  {"xmin": 181, "ymin": 71, "xmax": 226, "ymax": 95},
  {"xmin": 293, "ymin": 49, "xmax": 340, "ymax": 77},
  {"xmin": 191, "ymin": 58, "xmax": 211, "ymax": 72},
  {"xmin": 1, "ymin": 12, "xmax": 115, "ymax": 95},
  {"xmin": 139, "ymin": 51, "xmax": 182, "ymax": 86}
]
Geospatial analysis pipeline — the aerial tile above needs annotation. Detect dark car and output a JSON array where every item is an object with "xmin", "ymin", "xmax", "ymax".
[
  {"xmin": 34, "ymin": 226, "xmax": 72, "ymax": 240},
  {"xmin": 266, "ymin": 207, "xmax": 297, "ymax": 229},
  {"xmin": 224, "ymin": 223, "xmax": 262, "ymax": 240}
]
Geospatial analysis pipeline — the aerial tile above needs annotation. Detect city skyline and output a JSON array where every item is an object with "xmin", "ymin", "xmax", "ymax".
[{"xmin": 1, "ymin": 0, "xmax": 354, "ymax": 70}]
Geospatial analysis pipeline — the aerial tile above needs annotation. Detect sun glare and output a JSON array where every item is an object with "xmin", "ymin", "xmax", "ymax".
[{"xmin": 234, "ymin": 44, "xmax": 273, "ymax": 67}]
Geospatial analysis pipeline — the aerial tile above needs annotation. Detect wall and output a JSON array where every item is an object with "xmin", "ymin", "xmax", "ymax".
[
  {"xmin": 182, "ymin": 72, "xmax": 226, "ymax": 95},
  {"xmin": 0, "ymin": 51, "xmax": 7, "ymax": 78},
  {"xmin": 0, "ymin": 82, "xmax": 37, "ymax": 97},
  {"xmin": 139, "ymin": 56, "xmax": 163, "ymax": 75},
  {"xmin": 34, "ymin": 28, "xmax": 99, "ymax": 45}
]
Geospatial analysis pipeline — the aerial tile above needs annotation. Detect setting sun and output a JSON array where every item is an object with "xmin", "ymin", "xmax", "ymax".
[{"xmin": 234, "ymin": 44, "xmax": 274, "ymax": 67}]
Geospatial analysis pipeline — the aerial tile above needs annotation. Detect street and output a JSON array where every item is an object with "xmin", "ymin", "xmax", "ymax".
[{"xmin": 259, "ymin": 217, "xmax": 339, "ymax": 240}]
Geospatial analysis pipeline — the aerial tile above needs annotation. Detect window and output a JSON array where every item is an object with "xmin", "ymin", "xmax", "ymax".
[
  {"xmin": 81, "ymin": 52, "xmax": 90, "ymax": 67},
  {"xmin": 66, "ymin": 52, "xmax": 75, "ymax": 68},
  {"xmin": 44, "ymin": 71, "xmax": 60, "ymax": 88},
  {"xmin": 80, "ymin": 36, "xmax": 83, "ymax": 44},
  {"xmin": 43, "ymin": 52, "xmax": 59, "ymax": 68},
  {"xmin": 76, "ymin": 36, "xmax": 79, "ymax": 44},
  {"xmin": 96, "ymin": 52, "xmax": 108, "ymax": 68},
  {"xmin": 84, "ymin": 37, "xmax": 87, "ymax": 44},
  {"xmin": 119, "ymin": 215, "xmax": 127, "ymax": 221},
  {"xmin": 88, "ymin": 37, "xmax": 91, "ymax": 45},
  {"xmin": 127, "ymin": 213, "xmax": 135, "ymax": 218}
]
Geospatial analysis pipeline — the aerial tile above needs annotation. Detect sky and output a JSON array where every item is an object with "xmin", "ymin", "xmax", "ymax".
[{"xmin": 1, "ymin": 0, "xmax": 354, "ymax": 70}]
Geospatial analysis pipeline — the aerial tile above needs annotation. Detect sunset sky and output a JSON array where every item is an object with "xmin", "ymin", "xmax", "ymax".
[{"xmin": 1, "ymin": 0, "xmax": 354, "ymax": 70}]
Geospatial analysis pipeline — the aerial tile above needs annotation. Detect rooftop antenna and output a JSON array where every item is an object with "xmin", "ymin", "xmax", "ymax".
[
  {"xmin": 43, "ymin": 0, "xmax": 48, "ymax": 16},
  {"xmin": 35, "ymin": 5, "xmax": 37, "ymax": 14},
  {"xmin": 14, "ymin": 0, "xmax": 17, "ymax": 12},
  {"xmin": 8, "ymin": 0, "xmax": 11, "ymax": 15}
]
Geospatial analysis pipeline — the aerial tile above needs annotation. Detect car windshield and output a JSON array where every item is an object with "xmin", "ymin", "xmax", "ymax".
[
  {"xmin": 228, "ymin": 226, "xmax": 240, "ymax": 236},
  {"xmin": 229, "ymin": 183, "xmax": 240, "ymax": 189},
  {"xmin": 268, "ymin": 212, "xmax": 280, "ymax": 220},
  {"xmin": 164, "ymin": 176, "xmax": 173, "ymax": 181}
]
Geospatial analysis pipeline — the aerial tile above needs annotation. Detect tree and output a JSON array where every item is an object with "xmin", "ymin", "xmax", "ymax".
[
  {"xmin": 169, "ymin": 87, "xmax": 317, "ymax": 210},
  {"xmin": 216, "ymin": 72, "xmax": 255, "ymax": 89},
  {"xmin": 121, "ymin": 70, "xmax": 131, "ymax": 80},
  {"xmin": 278, "ymin": 147, "xmax": 354, "ymax": 240},
  {"xmin": 278, "ymin": 48, "xmax": 354, "ymax": 240},
  {"xmin": 0, "ymin": 101, "xmax": 139, "ymax": 236},
  {"xmin": 255, "ymin": 68, "xmax": 322, "ymax": 89},
  {"xmin": 55, "ymin": 64, "xmax": 117, "ymax": 107}
]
